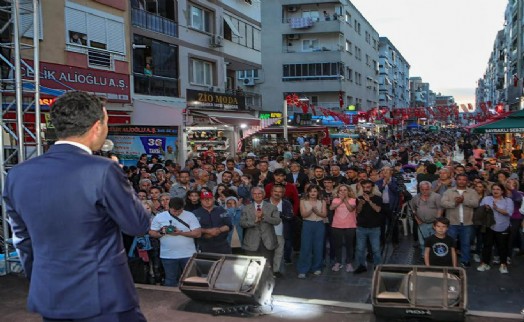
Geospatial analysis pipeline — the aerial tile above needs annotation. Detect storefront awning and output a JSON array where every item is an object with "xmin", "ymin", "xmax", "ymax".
[
  {"xmin": 191, "ymin": 110, "xmax": 260, "ymax": 126},
  {"xmin": 465, "ymin": 112, "xmax": 512, "ymax": 131},
  {"xmin": 258, "ymin": 125, "xmax": 328, "ymax": 134},
  {"xmin": 472, "ymin": 116, "xmax": 524, "ymax": 134}
]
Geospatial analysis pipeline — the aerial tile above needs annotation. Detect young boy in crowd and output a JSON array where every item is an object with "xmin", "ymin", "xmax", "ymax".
[{"xmin": 424, "ymin": 217, "xmax": 457, "ymax": 267}]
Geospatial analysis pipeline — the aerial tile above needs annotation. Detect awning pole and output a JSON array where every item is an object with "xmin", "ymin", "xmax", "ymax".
[{"xmin": 283, "ymin": 100, "xmax": 288, "ymax": 142}]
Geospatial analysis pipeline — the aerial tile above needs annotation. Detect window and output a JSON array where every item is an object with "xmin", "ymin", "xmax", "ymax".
[
  {"xmin": 190, "ymin": 4, "xmax": 212, "ymax": 33},
  {"xmin": 345, "ymin": 11, "xmax": 352, "ymax": 25},
  {"xmin": 302, "ymin": 39, "xmax": 319, "ymax": 52},
  {"xmin": 282, "ymin": 62, "xmax": 344, "ymax": 81},
  {"xmin": 238, "ymin": 70, "xmax": 259, "ymax": 79},
  {"xmin": 191, "ymin": 59, "xmax": 213, "ymax": 86},
  {"xmin": 355, "ymin": 46, "xmax": 362, "ymax": 60},
  {"xmin": 345, "ymin": 40, "xmax": 352, "ymax": 53},
  {"xmin": 19, "ymin": 0, "xmax": 43, "ymax": 39},
  {"xmin": 65, "ymin": 1, "xmax": 125, "ymax": 54},
  {"xmin": 302, "ymin": 10, "xmax": 320, "ymax": 21},
  {"xmin": 346, "ymin": 67, "xmax": 353, "ymax": 82},
  {"xmin": 133, "ymin": 35, "xmax": 178, "ymax": 78}
]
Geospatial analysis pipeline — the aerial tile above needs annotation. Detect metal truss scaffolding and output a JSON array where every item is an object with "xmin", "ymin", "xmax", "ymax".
[{"xmin": 0, "ymin": 0, "xmax": 41, "ymax": 274}]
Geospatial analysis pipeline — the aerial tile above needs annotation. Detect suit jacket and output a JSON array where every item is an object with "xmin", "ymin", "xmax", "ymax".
[
  {"xmin": 2, "ymin": 144, "xmax": 150, "ymax": 319},
  {"xmin": 375, "ymin": 177, "xmax": 401, "ymax": 211},
  {"xmin": 264, "ymin": 182, "xmax": 300, "ymax": 215},
  {"xmin": 240, "ymin": 202, "xmax": 281, "ymax": 251},
  {"xmin": 286, "ymin": 172, "xmax": 309, "ymax": 195}
]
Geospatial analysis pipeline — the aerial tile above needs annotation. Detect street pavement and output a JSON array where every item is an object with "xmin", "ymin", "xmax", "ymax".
[{"xmin": 1, "ymin": 233, "xmax": 523, "ymax": 322}]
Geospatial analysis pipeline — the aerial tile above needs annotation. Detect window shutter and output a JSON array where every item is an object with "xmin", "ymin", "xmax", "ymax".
[
  {"xmin": 106, "ymin": 19, "xmax": 125, "ymax": 53},
  {"xmin": 87, "ymin": 14, "xmax": 106, "ymax": 44},
  {"xmin": 65, "ymin": 7, "xmax": 87, "ymax": 34},
  {"xmin": 18, "ymin": 1, "xmax": 43, "ymax": 39}
]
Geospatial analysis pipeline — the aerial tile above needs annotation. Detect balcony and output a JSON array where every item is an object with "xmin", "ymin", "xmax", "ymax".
[
  {"xmin": 132, "ymin": 7, "xmax": 178, "ymax": 38},
  {"xmin": 134, "ymin": 73, "xmax": 179, "ymax": 97}
]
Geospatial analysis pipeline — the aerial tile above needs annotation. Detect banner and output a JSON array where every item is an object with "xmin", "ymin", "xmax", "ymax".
[{"xmin": 108, "ymin": 125, "xmax": 178, "ymax": 166}]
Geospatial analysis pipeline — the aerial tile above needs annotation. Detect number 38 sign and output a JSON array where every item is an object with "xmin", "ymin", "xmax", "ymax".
[{"xmin": 140, "ymin": 137, "xmax": 166, "ymax": 154}]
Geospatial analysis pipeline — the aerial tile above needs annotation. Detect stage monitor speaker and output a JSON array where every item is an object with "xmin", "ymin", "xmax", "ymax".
[
  {"xmin": 371, "ymin": 265, "xmax": 467, "ymax": 322},
  {"xmin": 179, "ymin": 252, "xmax": 274, "ymax": 306}
]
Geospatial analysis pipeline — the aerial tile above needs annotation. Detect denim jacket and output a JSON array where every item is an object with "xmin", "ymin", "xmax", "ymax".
[{"xmin": 226, "ymin": 206, "xmax": 244, "ymax": 245}]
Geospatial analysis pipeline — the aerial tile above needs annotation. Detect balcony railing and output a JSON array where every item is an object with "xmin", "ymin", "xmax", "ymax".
[
  {"xmin": 134, "ymin": 73, "xmax": 179, "ymax": 97},
  {"xmin": 132, "ymin": 7, "xmax": 178, "ymax": 38}
]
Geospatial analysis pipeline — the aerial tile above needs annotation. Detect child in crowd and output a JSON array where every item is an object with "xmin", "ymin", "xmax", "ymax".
[{"xmin": 424, "ymin": 217, "xmax": 457, "ymax": 267}]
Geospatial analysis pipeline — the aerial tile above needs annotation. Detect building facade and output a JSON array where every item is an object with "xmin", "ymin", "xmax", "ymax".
[
  {"xmin": 259, "ymin": 0, "xmax": 380, "ymax": 112},
  {"xmin": 409, "ymin": 77, "xmax": 431, "ymax": 107},
  {"xmin": 378, "ymin": 37, "xmax": 410, "ymax": 109},
  {"xmin": 476, "ymin": 0, "xmax": 523, "ymax": 111}
]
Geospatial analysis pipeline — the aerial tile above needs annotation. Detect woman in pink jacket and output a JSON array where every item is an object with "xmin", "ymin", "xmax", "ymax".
[{"xmin": 330, "ymin": 184, "xmax": 357, "ymax": 272}]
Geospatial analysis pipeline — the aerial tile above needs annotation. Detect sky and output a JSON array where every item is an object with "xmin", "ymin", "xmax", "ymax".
[{"xmin": 350, "ymin": 0, "xmax": 508, "ymax": 105}]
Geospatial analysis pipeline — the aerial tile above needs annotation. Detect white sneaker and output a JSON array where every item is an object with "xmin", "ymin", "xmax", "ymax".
[
  {"xmin": 507, "ymin": 257, "xmax": 511, "ymax": 265},
  {"xmin": 332, "ymin": 263, "xmax": 342, "ymax": 272},
  {"xmin": 345, "ymin": 263, "xmax": 355, "ymax": 272},
  {"xmin": 473, "ymin": 254, "xmax": 481, "ymax": 263},
  {"xmin": 297, "ymin": 273, "xmax": 306, "ymax": 279},
  {"xmin": 499, "ymin": 265, "xmax": 508, "ymax": 274},
  {"xmin": 477, "ymin": 263, "xmax": 491, "ymax": 272},
  {"xmin": 493, "ymin": 256, "xmax": 500, "ymax": 264},
  {"xmin": 313, "ymin": 270, "xmax": 322, "ymax": 276}
]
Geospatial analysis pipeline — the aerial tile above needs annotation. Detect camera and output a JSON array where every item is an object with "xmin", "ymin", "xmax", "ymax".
[{"xmin": 165, "ymin": 220, "xmax": 176, "ymax": 234}]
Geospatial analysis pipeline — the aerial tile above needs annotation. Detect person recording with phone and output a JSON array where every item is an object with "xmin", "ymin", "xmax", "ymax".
[
  {"xmin": 353, "ymin": 180, "xmax": 383, "ymax": 274},
  {"xmin": 150, "ymin": 197, "xmax": 201, "ymax": 287}
]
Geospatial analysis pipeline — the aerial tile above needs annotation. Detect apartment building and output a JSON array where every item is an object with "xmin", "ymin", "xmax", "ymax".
[
  {"xmin": 477, "ymin": 0, "xmax": 523, "ymax": 110},
  {"xmin": 131, "ymin": 0, "xmax": 262, "ymax": 123},
  {"xmin": 378, "ymin": 37, "xmax": 410, "ymax": 109},
  {"xmin": 409, "ymin": 77, "xmax": 429, "ymax": 107},
  {"xmin": 5, "ymin": 0, "xmax": 133, "ymax": 124},
  {"xmin": 259, "ymin": 0, "xmax": 379, "ymax": 112}
]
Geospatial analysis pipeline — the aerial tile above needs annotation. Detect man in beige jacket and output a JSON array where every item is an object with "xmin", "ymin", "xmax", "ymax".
[{"xmin": 441, "ymin": 174, "xmax": 480, "ymax": 268}]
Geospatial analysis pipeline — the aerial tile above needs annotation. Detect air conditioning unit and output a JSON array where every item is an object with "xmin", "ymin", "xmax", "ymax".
[
  {"xmin": 286, "ymin": 34, "xmax": 300, "ymax": 40},
  {"xmin": 210, "ymin": 35, "xmax": 223, "ymax": 47},
  {"xmin": 243, "ymin": 78, "xmax": 256, "ymax": 86},
  {"xmin": 287, "ymin": 6, "xmax": 299, "ymax": 12}
]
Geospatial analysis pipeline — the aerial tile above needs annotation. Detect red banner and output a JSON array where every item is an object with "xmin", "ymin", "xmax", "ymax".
[{"xmin": 21, "ymin": 60, "xmax": 131, "ymax": 103}]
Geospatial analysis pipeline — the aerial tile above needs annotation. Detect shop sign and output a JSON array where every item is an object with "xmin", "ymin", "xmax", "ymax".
[
  {"xmin": 484, "ymin": 128, "xmax": 524, "ymax": 133},
  {"xmin": 186, "ymin": 89, "xmax": 245, "ymax": 110},
  {"xmin": 21, "ymin": 60, "xmax": 131, "ymax": 103},
  {"xmin": 260, "ymin": 112, "xmax": 282, "ymax": 125},
  {"xmin": 108, "ymin": 125, "xmax": 179, "ymax": 166}
]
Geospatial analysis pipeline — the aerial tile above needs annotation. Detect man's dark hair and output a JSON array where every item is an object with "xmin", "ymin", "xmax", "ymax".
[
  {"xmin": 169, "ymin": 197, "xmax": 185, "ymax": 210},
  {"xmin": 258, "ymin": 160, "xmax": 269, "ymax": 166},
  {"xmin": 222, "ymin": 170, "xmax": 233, "ymax": 177},
  {"xmin": 426, "ymin": 163, "xmax": 437, "ymax": 174},
  {"xmin": 323, "ymin": 176, "xmax": 334, "ymax": 182},
  {"xmin": 313, "ymin": 165, "xmax": 324, "ymax": 171},
  {"xmin": 165, "ymin": 160, "xmax": 174, "ymax": 167},
  {"xmin": 360, "ymin": 179, "xmax": 374, "ymax": 187},
  {"xmin": 179, "ymin": 170, "xmax": 190, "ymax": 176},
  {"xmin": 274, "ymin": 168, "xmax": 287, "ymax": 176},
  {"xmin": 455, "ymin": 173, "xmax": 469, "ymax": 181},
  {"xmin": 51, "ymin": 91, "xmax": 105, "ymax": 139},
  {"xmin": 433, "ymin": 217, "xmax": 450, "ymax": 227}
]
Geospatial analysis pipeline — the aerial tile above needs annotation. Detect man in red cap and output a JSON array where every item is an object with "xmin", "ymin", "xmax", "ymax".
[{"xmin": 192, "ymin": 191, "xmax": 233, "ymax": 254}]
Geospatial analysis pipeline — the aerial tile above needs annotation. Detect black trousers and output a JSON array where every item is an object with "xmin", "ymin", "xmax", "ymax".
[
  {"xmin": 43, "ymin": 307, "xmax": 147, "ymax": 322},
  {"xmin": 331, "ymin": 227, "xmax": 356, "ymax": 264},
  {"xmin": 482, "ymin": 227, "xmax": 510, "ymax": 265},
  {"xmin": 380, "ymin": 203, "xmax": 399, "ymax": 245},
  {"xmin": 245, "ymin": 241, "xmax": 275, "ymax": 269}
]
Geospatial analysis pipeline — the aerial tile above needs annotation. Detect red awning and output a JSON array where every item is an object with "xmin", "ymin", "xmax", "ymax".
[
  {"xmin": 465, "ymin": 112, "xmax": 512, "ymax": 131},
  {"xmin": 258, "ymin": 126, "xmax": 328, "ymax": 134}
]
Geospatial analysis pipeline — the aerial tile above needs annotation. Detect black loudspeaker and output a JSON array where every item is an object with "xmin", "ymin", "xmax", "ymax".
[
  {"xmin": 372, "ymin": 265, "xmax": 467, "ymax": 322},
  {"xmin": 179, "ymin": 253, "xmax": 274, "ymax": 306}
]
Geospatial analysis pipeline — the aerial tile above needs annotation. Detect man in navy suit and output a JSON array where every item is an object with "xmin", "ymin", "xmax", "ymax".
[{"xmin": 3, "ymin": 91, "xmax": 150, "ymax": 322}]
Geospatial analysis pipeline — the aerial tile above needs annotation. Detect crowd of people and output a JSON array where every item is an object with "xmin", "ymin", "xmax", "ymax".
[{"xmin": 126, "ymin": 128, "xmax": 524, "ymax": 286}]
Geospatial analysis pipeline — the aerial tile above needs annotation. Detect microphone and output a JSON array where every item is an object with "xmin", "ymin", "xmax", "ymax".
[{"xmin": 101, "ymin": 139, "xmax": 114, "ymax": 152}]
